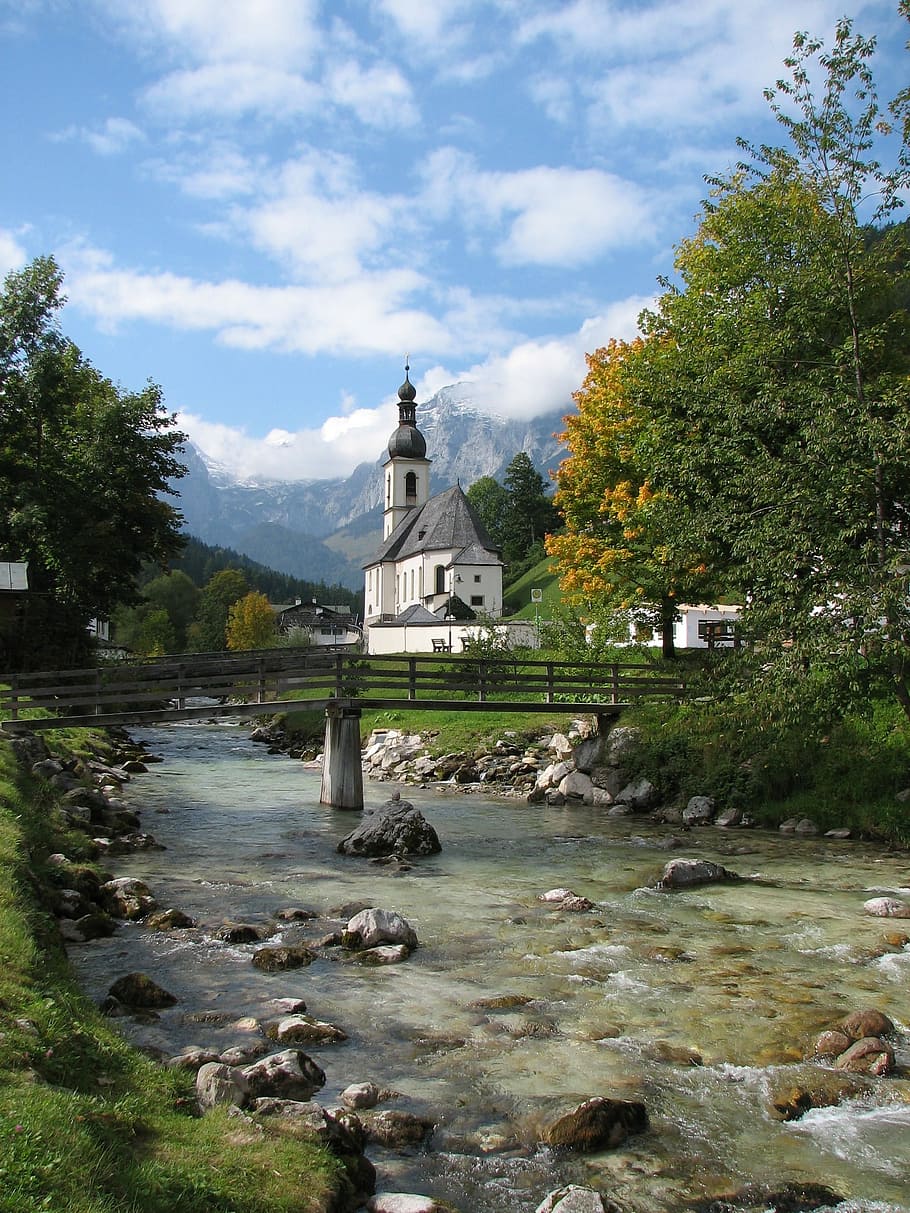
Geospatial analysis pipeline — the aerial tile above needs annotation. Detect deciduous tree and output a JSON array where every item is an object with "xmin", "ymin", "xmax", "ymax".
[{"xmin": 226, "ymin": 590, "xmax": 277, "ymax": 652}]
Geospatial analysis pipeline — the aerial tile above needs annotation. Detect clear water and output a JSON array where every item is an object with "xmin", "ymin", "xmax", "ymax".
[{"xmin": 70, "ymin": 724, "xmax": 910, "ymax": 1212}]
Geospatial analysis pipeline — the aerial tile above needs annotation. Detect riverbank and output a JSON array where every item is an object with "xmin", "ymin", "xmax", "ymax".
[{"xmin": 0, "ymin": 725, "xmax": 347, "ymax": 1213}]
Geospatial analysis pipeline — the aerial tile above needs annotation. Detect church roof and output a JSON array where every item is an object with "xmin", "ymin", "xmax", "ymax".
[
  {"xmin": 393, "ymin": 604, "xmax": 439, "ymax": 624},
  {"xmin": 368, "ymin": 484, "xmax": 502, "ymax": 567}
]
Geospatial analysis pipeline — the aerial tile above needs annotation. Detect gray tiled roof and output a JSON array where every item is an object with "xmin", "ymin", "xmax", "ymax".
[{"xmin": 368, "ymin": 485, "xmax": 502, "ymax": 566}]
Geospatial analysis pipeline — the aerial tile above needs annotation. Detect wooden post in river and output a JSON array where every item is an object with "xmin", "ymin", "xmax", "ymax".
[{"xmin": 320, "ymin": 703, "xmax": 364, "ymax": 810}]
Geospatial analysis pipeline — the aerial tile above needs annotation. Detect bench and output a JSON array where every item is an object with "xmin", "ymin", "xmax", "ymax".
[{"xmin": 432, "ymin": 639, "xmax": 451, "ymax": 652}]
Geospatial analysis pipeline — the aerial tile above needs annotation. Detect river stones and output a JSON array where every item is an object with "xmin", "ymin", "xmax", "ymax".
[
  {"xmin": 251, "ymin": 944, "xmax": 316, "ymax": 971},
  {"xmin": 107, "ymin": 972, "xmax": 177, "ymax": 1008},
  {"xmin": 863, "ymin": 896, "xmax": 910, "ymax": 918},
  {"xmin": 240, "ymin": 1048, "xmax": 326, "ymax": 1101},
  {"xmin": 682, "ymin": 795, "xmax": 715, "ymax": 825},
  {"xmin": 841, "ymin": 1008, "xmax": 894, "ymax": 1039},
  {"xmin": 834, "ymin": 1036, "xmax": 895, "ymax": 1076},
  {"xmin": 342, "ymin": 907, "xmax": 418, "ymax": 951},
  {"xmin": 543, "ymin": 1097, "xmax": 649, "ymax": 1152},
  {"xmin": 362, "ymin": 1109, "xmax": 435, "ymax": 1149},
  {"xmin": 214, "ymin": 921, "xmax": 273, "ymax": 943},
  {"xmin": 266, "ymin": 1014, "xmax": 347, "ymax": 1045},
  {"xmin": 341, "ymin": 1081, "xmax": 383, "ymax": 1110},
  {"xmin": 766, "ymin": 1065, "xmax": 869, "ymax": 1121},
  {"xmin": 535, "ymin": 1187, "xmax": 622, "ymax": 1213},
  {"xmin": 337, "ymin": 798, "xmax": 441, "ymax": 858},
  {"xmin": 100, "ymin": 876, "xmax": 157, "ymax": 919},
  {"xmin": 195, "ymin": 1061, "xmax": 249, "ymax": 1109},
  {"xmin": 146, "ymin": 908, "xmax": 196, "ymax": 930},
  {"xmin": 657, "ymin": 858, "xmax": 742, "ymax": 889},
  {"xmin": 366, "ymin": 1196, "xmax": 450, "ymax": 1212},
  {"xmin": 538, "ymin": 887, "xmax": 596, "ymax": 911}
]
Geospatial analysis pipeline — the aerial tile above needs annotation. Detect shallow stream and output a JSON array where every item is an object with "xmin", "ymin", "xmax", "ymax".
[{"xmin": 70, "ymin": 723, "xmax": 910, "ymax": 1212}]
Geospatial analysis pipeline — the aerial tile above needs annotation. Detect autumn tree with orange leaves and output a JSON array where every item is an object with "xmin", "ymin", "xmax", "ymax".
[{"xmin": 547, "ymin": 339, "xmax": 715, "ymax": 658}]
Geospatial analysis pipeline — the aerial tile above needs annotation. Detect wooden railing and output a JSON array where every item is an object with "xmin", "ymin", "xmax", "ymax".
[{"xmin": 0, "ymin": 650, "xmax": 686, "ymax": 728}]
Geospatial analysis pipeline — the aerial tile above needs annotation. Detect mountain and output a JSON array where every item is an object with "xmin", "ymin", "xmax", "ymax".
[{"xmin": 172, "ymin": 383, "xmax": 569, "ymax": 589}]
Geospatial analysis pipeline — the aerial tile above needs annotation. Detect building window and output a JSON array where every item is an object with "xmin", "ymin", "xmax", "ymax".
[
  {"xmin": 434, "ymin": 564, "xmax": 446, "ymax": 595},
  {"xmin": 474, "ymin": 574, "xmax": 481, "ymax": 583},
  {"xmin": 405, "ymin": 471, "xmax": 417, "ymax": 505},
  {"xmin": 471, "ymin": 595, "xmax": 484, "ymax": 607},
  {"xmin": 386, "ymin": 474, "xmax": 391, "ymax": 505},
  {"xmin": 410, "ymin": 569, "xmax": 414, "ymax": 599}
]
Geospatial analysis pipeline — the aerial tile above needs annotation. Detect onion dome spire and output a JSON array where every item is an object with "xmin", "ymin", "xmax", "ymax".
[{"xmin": 387, "ymin": 357, "xmax": 427, "ymax": 459}]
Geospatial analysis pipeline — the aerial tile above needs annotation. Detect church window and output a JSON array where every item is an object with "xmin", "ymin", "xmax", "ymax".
[
  {"xmin": 405, "ymin": 471, "xmax": 417, "ymax": 504},
  {"xmin": 386, "ymin": 474, "xmax": 391, "ymax": 505},
  {"xmin": 410, "ymin": 569, "xmax": 414, "ymax": 599},
  {"xmin": 474, "ymin": 574, "xmax": 481, "ymax": 583},
  {"xmin": 471, "ymin": 595, "xmax": 484, "ymax": 607},
  {"xmin": 434, "ymin": 564, "xmax": 446, "ymax": 595}
]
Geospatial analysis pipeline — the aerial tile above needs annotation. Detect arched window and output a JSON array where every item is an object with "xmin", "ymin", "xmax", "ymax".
[
  {"xmin": 434, "ymin": 564, "xmax": 446, "ymax": 595},
  {"xmin": 405, "ymin": 471, "xmax": 417, "ymax": 504},
  {"xmin": 386, "ymin": 473, "xmax": 391, "ymax": 505}
]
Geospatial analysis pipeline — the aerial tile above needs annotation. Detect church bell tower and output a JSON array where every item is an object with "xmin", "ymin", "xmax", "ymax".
[{"xmin": 382, "ymin": 362, "xmax": 431, "ymax": 539}]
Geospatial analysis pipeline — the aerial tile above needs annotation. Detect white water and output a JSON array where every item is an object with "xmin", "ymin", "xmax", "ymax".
[{"xmin": 70, "ymin": 724, "xmax": 910, "ymax": 1212}]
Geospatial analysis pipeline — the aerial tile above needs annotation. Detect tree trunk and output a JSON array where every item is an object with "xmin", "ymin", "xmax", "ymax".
[{"xmin": 660, "ymin": 599, "xmax": 676, "ymax": 660}]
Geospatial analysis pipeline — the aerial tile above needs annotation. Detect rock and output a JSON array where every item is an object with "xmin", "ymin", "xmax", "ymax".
[
  {"xmin": 351, "ymin": 944, "xmax": 412, "ymax": 964},
  {"xmin": 366, "ymin": 1196, "xmax": 447, "ymax": 1213},
  {"xmin": 146, "ymin": 908, "xmax": 196, "ymax": 930},
  {"xmin": 715, "ymin": 807, "xmax": 744, "ymax": 828},
  {"xmin": 539, "ymin": 888, "xmax": 575, "ymax": 902},
  {"xmin": 214, "ymin": 921, "xmax": 272, "ymax": 943},
  {"xmin": 824, "ymin": 827, "xmax": 852, "ymax": 839},
  {"xmin": 341, "ymin": 1081, "xmax": 382, "ymax": 1110},
  {"xmin": 266, "ymin": 1014, "xmax": 347, "ymax": 1045},
  {"xmin": 559, "ymin": 770, "xmax": 595, "ymax": 802},
  {"xmin": 535, "ymin": 1187, "xmax": 621, "ymax": 1213},
  {"xmin": 251, "ymin": 945, "xmax": 315, "ymax": 972},
  {"xmin": 615, "ymin": 777, "xmax": 655, "ymax": 811},
  {"xmin": 241, "ymin": 1049, "xmax": 326, "ymax": 1101},
  {"xmin": 863, "ymin": 896, "xmax": 910, "ymax": 918},
  {"xmin": 813, "ymin": 1030, "xmax": 851, "ymax": 1058},
  {"xmin": 108, "ymin": 972, "xmax": 177, "ymax": 1008},
  {"xmin": 601, "ymin": 726, "xmax": 640, "ymax": 764},
  {"xmin": 100, "ymin": 877, "xmax": 157, "ymax": 920},
  {"xmin": 548, "ymin": 732, "xmax": 574, "ymax": 759},
  {"xmin": 834, "ymin": 1036, "xmax": 895, "ymax": 1076},
  {"xmin": 766, "ymin": 1067, "xmax": 869, "ymax": 1121},
  {"xmin": 543, "ymin": 1097, "xmax": 648, "ymax": 1152},
  {"xmin": 840, "ymin": 1008, "xmax": 894, "ymax": 1039},
  {"xmin": 167, "ymin": 1047, "xmax": 221, "ymax": 1070},
  {"xmin": 538, "ymin": 888, "xmax": 595, "ymax": 912},
  {"xmin": 338, "ymin": 799, "xmax": 441, "ymax": 858},
  {"xmin": 342, "ymin": 908, "xmax": 418, "ymax": 951},
  {"xmin": 657, "ymin": 859, "xmax": 742, "ymax": 889},
  {"xmin": 195, "ymin": 1061, "xmax": 249, "ymax": 1109},
  {"xmin": 682, "ymin": 796, "xmax": 715, "ymax": 825},
  {"xmin": 59, "ymin": 913, "xmax": 117, "ymax": 942},
  {"xmin": 363, "ymin": 1109, "xmax": 435, "ymax": 1149}
]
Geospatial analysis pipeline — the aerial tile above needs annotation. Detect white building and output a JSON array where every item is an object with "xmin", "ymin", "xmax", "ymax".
[{"xmin": 363, "ymin": 368, "xmax": 504, "ymax": 654}]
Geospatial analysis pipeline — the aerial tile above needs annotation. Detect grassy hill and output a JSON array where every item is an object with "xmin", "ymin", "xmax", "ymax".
[{"xmin": 503, "ymin": 555, "xmax": 562, "ymax": 618}]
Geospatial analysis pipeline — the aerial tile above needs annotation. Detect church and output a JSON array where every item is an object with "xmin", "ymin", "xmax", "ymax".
[{"xmin": 363, "ymin": 367, "xmax": 504, "ymax": 654}]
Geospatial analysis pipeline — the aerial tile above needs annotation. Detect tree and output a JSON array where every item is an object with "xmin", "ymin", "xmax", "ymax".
[
  {"xmin": 501, "ymin": 453, "xmax": 559, "ymax": 563},
  {"xmin": 632, "ymin": 19, "xmax": 910, "ymax": 714},
  {"xmin": 226, "ymin": 591, "xmax": 277, "ymax": 651},
  {"xmin": 465, "ymin": 476, "xmax": 509, "ymax": 551},
  {"xmin": 547, "ymin": 339, "xmax": 715, "ymax": 658},
  {"xmin": 0, "ymin": 256, "xmax": 186, "ymax": 668},
  {"xmin": 143, "ymin": 571, "xmax": 200, "ymax": 651},
  {"xmin": 186, "ymin": 569, "xmax": 250, "ymax": 652}
]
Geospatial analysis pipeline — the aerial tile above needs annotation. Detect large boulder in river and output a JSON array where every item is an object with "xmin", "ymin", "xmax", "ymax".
[
  {"xmin": 657, "ymin": 858, "xmax": 742, "ymax": 889},
  {"xmin": 543, "ymin": 1097, "xmax": 648, "ymax": 1152},
  {"xmin": 342, "ymin": 907, "xmax": 418, "ymax": 951},
  {"xmin": 241, "ymin": 1049, "xmax": 325, "ymax": 1101},
  {"xmin": 337, "ymin": 798, "xmax": 441, "ymax": 858},
  {"xmin": 536, "ymin": 1188, "xmax": 622, "ymax": 1213}
]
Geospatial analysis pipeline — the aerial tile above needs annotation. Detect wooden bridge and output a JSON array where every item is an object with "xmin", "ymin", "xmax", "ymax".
[{"xmin": 1, "ymin": 649, "xmax": 686, "ymax": 810}]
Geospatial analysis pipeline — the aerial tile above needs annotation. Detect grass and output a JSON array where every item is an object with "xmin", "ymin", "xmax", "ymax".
[
  {"xmin": 0, "ymin": 733, "xmax": 344, "ymax": 1212},
  {"xmin": 502, "ymin": 555, "xmax": 561, "ymax": 618}
]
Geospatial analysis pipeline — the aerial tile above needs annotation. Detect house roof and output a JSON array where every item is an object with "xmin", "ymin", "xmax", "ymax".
[
  {"xmin": 393, "ymin": 604, "xmax": 439, "ymax": 624},
  {"xmin": 0, "ymin": 562, "xmax": 28, "ymax": 592},
  {"xmin": 367, "ymin": 484, "xmax": 502, "ymax": 568}
]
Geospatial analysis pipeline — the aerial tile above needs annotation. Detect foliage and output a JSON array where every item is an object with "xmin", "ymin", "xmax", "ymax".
[
  {"xmin": 501, "ymin": 452, "xmax": 560, "ymax": 563},
  {"xmin": 185, "ymin": 568, "xmax": 249, "ymax": 652},
  {"xmin": 226, "ymin": 590, "xmax": 278, "ymax": 651},
  {"xmin": 548, "ymin": 339, "xmax": 716, "ymax": 657},
  {"xmin": 0, "ymin": 257, "xmax": 187, "ymax": 669},
  {"xmin": 465, "ymin": 475, "xmax": 509, "ymax": 551}
]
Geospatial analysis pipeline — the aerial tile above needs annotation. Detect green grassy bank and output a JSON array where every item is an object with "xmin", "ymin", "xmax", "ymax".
[{"xmin": 0, "ymin": 729, "xmax": 343, "ymax": 1213}]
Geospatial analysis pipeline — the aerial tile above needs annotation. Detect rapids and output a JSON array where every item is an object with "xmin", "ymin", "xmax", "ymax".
[{"xmin": 70, "ymin": 723, "xmax": 910, "ymax": 1212}]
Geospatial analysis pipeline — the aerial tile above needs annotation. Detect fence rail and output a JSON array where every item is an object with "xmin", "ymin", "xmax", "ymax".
[{"xmin": 1, "ymin": 650, "xmax": 686, "ymax": 729}]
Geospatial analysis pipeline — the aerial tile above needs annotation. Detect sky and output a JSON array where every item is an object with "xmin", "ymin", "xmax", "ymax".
[{"xmin": 1, "ymin": 0, "xmax": 907, "ymax": 484}]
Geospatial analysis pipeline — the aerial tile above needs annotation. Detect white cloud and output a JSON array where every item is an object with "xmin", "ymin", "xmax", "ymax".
[
  {"xmin": 178, "ymin": 401, "xmax": 397, "ymax": 480},
  {"xmin": 325, "ymin": 59, "xmax": 419, "ymax": 128},
  {"xmin": 143, "ymin": 63, "xmax": 322, "ymax": 121},
  {"xmin": 0, "ymin": 227, "xmax": 28, "ymax": 277},
  {"xmin": 81, "ymin": 116, "xmax": 145, "ymax": 155},
  {"xmin": 422, "ymin": 149, "xmax": 659, "ymax": 266}
]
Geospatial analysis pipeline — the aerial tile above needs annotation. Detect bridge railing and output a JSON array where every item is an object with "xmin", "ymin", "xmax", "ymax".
[{"xmin": 1, "ymin": 651, "xmax": 686, "ymax": 724}]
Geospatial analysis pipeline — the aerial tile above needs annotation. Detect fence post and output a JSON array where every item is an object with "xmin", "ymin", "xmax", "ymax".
[
  {"xmin": 546, "ymin": 662, "xmax": 554, "ymax": 704},
  {"xmin": 8, "ymin": 673, "xmax": 18, "ymax": 720},
  {"xmin": 176, "ymin": 664, "xmax": 185, "ymax": 710},
  {"xmin": 611, "ymin": 663, "xmax": 620, "ymax": 704},
  {"xmin": 408, "ymin": 657, "xmax": 417, "ymax": 701},
  {"xmin": 478, "ymin": 659, "xmax": 487, "ymax": 702},
  {"xmin": 94, "ymin": 667, "xmax": 103, "ymax": 715},
  {"xmin": 256, "ymin": 657, "xmax": 265, "ymax": 704}
]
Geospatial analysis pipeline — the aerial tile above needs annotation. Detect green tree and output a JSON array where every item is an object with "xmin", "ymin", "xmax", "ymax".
[
  {"xmin": 143, "ymin": 571, "xmax": 200, "ymax": 651},
  {"xmin": 0, "ymin": 256, "xmax": 186, "ymax": 668},
  {"xmin": 633, "ymin": 18, "xmax": 910, "ymax": 715},
  {"xmin": 226, "ymin": 590, "xmax": 278, "ymax": 652},
  {"xmin": 465, "ymin": 475, "xmax": 509, "ymax": 551},
  {"xmin": 502, "ymin": 453, "xmax": 559, "ymax": 563},
  {"xmin": 186, "ymin": 568, "xmax": 250, "ymax": 652},
  {"xmin": 136, "ymin": 607, "xmax": 177, "ymax": 657}
]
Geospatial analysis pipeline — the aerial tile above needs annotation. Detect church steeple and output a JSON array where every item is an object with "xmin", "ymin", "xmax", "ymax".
[{"xmin": 383, "ymin": 360, "xmax": 430, "ymax": 539}]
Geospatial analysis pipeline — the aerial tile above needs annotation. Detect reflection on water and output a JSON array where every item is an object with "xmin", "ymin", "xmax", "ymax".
[{"xmin": 70, "ymin": 724, "xmax": 910, "ymax": 1212}]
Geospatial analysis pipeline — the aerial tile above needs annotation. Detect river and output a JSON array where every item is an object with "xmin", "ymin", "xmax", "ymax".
[{"xmin": 70, "ymin": 723, "xmax": 910, "ymax": 1212}]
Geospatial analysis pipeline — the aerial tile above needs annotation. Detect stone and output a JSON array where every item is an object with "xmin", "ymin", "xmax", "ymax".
[
  {"xmin": 146, "ymin": 908, "xmax": 196, "ymax": 930},
  {"xmin": 241, "ymin": 1049, "xmax": 326, "ymax": 1101},
  {"xmin": 352, "ymin": 944, "xmax": 412, "ymax": 965},
  {"xmin": 342, "ymin": 907, "xmax": 418, "ymax": 951},
  {"xmin": 251, "ymin": 945, "xmax": 315, "ymax": 972},
  {"xmin": 559, "ymin": 771, "xmax": 595, "ymax": 802},
  {"xmin": 601, "ymin": 726, "xmax": 640, "ymax": 764},
  {"xmin": 766, "ymin": 1067, "xmax": 869, "ymax": 1121},
  {"xmin": 267, "ymin": 1014, "xmax": 347, "ymax": 1045},
  {"xmin": 168, "ymin": 1047, "xmax": 220, "ymax": 1070},
  {"xmin": 535, "ymin": 1187, "xmax": 621, "ymax": 1213},
  {"xmin": 195, "ymin": 1062, "xmax": 249, "ymax": 1109},
  {"xmin": 682, "ymin": 795, "xmax": 715, "ymax": 825},
  {"xmin": 863, "ymin": 896, "xmax": 910, "ymax": 918},
  {"xmin": 794, "ymin": 817, "xmax": 820, "ymax": 836},
  {"xmin": 214, "ymin": 921, "xmax": 272, "ymax": 943},
  {"xmin": 814, "ymin": 1030, "xmax": 851, "ymax": 1058},
  {"xmin": 108, "ymin": 972, "xmax": 177, "ymax": 1008},
  {"xmin": 834, "ymin": 1037, "xmax": 895, "ymax": 1076},
  {"xmin": 715, "ymin": 807, "xmax": 744, "ymax": 828},
  {"xmin": 366, "ymin": 1196, "xmax": 445, "ymax": 1213},
  {"xmin": 341, "ymin": 1081, "xmax": 382, "ymax": 1110},
  {"xmin": 363, "ymin": 1109, "xmax": 434, "ymax": 1149},
  {"xmin": 548, "ymin": 733, "xmax": 573, "ymax": 759},
  {"xmin": 338, "ymin": 799, "xmax": 441, "ymax": 858},
  {"xmin": 100, "ymin": 877, "xmax": 157, "ymax": 920},
  {"xmin": 543, "ymin": 1097, "xmax": 648, "ymax": 1152},
  {"xmin": 657, "ymin": 859, "xmax": 742, "ymax": 889},
  {"xmin": 615, "ymin": 777, "xmax": 655, "ymax": 810},
  {"xmin": 840, "ymin": 1008, "xmax": 894, "ymax": 1040}
]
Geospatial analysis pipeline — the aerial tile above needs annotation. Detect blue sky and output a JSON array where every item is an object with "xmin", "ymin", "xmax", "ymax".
[{"xmin": 1, "ymin": 0, "xmax": 906, "ymax": 482}]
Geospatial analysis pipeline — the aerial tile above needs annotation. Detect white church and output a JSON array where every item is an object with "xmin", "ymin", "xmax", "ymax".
[{"xmin": 363, "ymin": 367, "xmax": 507, "ymax": 655}]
